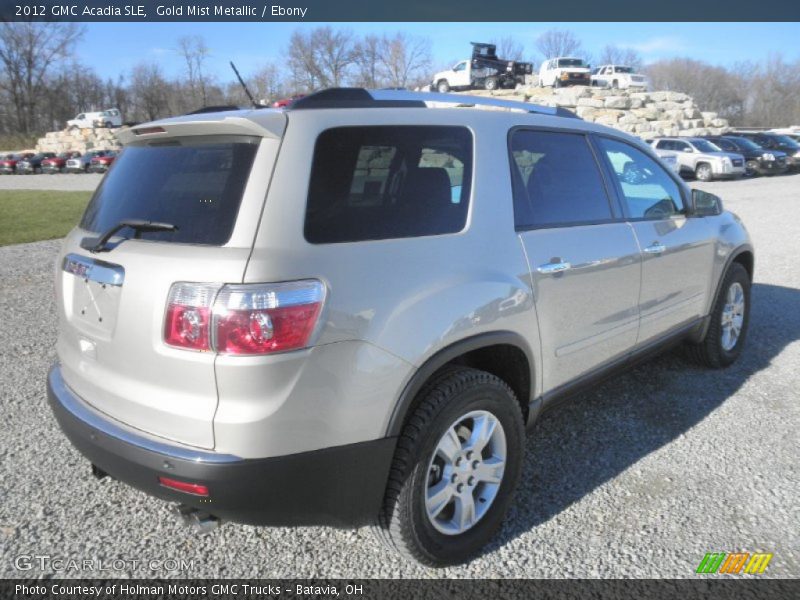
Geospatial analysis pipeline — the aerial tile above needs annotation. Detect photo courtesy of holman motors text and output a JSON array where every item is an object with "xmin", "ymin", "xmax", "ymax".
[{"xmin": 0, "ymin": 0, "xmax": 797, "ymax": 597}]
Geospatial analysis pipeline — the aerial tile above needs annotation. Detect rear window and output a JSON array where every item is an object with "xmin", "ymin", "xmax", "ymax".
[
  {"xmin": 304, "ymin": 126, "xmax": 472, "ymax": 244},
  {"xmin": 80, "ymin": 136, "xmax": 259, "ymax": 246}
]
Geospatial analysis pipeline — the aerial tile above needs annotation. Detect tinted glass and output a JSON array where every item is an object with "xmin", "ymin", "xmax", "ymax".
[
  {"xmin": 510, "ymin": 131, "xmax": 612, "ymax": 228},
  {"xmin": 81, "ymin": 137, "xmax": 259, "ymax": 245},
  {"xmin": 305, "ymin": 126, "xmax": 472, "ymax": 244},
  {"xmin": 598, "ymin": 137, "xmax": 684, "ymax": 220},
  {"xmin": 727, "ymin": 137, "xmax": 762, "ymax": 151},
  {"xmin": 692, "ymin": 139, "xmax": 721, "ymax": 153}
]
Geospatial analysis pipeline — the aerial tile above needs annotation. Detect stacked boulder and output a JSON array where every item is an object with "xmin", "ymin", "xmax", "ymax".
[
  {"xmin": 35, "ymin": 126, "xmax": 123, "ymax": 154},
  {"xmin": 461, "ymin": 87, "xmax": 730, "ymax": 138}
]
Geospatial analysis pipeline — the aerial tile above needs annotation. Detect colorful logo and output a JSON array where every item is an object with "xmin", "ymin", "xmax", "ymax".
[{"xmin": 696, "ymin": 552, "xmax": 773, "ymax": 574}]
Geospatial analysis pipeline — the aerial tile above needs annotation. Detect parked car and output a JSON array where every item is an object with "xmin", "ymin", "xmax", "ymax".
[
  {"xmin": 704, "ymin": 135, "xmax": 787, "ymax": 177},
  {"xmin": 65, "ymin": 150, "xmax": 110, "ymax": 173},
  {"xmin": 92, "ymin": 109, "xmax": 123, "ymax": 128},
  {"xmin": 48, "ymin": 88, "xmax": 753, "ymax": 567},
  {"xmin": 735, "ymin": 132, "xmax": 800, "ymax": 170},
  {"xmin": 591, "ymin": 65, "xmax": 648, "ymax": 89},
  {"xmin": 16, "ymin": 152, "xmax": 57, "ymax": 174},
  {"xmin": 643, "ymin": 142, "xmax": 682, "ymax": 174},
  {"xmin": 650, "ymin": 137, "xmax": 745, "ymax": 181},
  {"xmin": 41, "ymin": 151, "xmax": 82, "ymax": 174},
  {"xmin": 67, "ymin": 111, "xmax": 107, "ymax": 129},
  {"xmin": 0, "ymin": 152, "xmax": 33, "ymax": 174},
  {"xmin": 272, "ymin": 95, "xmax": 305, "ymax": 108},
  {"xmin": 538, "ymin": 57, "xmax": 591, "ymax": 87},
  {"xmin": 87, "ymin": 151, "xmax": 117, "ymax": 173}
]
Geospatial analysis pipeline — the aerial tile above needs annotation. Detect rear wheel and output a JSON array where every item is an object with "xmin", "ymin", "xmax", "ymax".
[
  {"xmin": 484, "ymin": 77, "xmax": 499, "ymax": 91},
  {"xmin": 685, "ymin": 263, "xmax": 750, "ymax": 368},
  {"xmin": 373, "ymin": 367, "xmax": 525, "ymax": 566},
  {"xmin": 695, "ymin": 162, "xmax": 713, "ymax": 181}
]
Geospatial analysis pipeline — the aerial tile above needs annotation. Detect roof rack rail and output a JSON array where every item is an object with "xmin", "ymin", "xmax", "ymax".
[{"xmin": 289, "ymin": 88, "xmax": 579, "ymax": 119}]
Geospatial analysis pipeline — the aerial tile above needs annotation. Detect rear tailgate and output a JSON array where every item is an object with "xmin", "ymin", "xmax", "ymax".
[{"xmin": 55, "ymin": 122, "xmax": 283, "ymax": 449}]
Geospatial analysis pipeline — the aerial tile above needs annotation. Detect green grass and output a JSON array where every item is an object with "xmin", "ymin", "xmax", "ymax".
[{"xmin": 0, "ymin": 190, "xmax": 92, "ymax": 246}]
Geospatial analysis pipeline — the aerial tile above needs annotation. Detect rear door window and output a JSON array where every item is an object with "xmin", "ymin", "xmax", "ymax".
[
  {"xmin": 509, "ymin": 130, "xmax": 614, "ymax": 228},
  {"xmin": 80, "ymin": 136, "xmax": 259, "ymax": 246},
  {"xmin": 304, "ymin": 126, "xmax": 472, "ymax": 243}
]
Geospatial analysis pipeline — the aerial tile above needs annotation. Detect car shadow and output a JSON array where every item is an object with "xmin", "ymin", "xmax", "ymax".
[{"xmin": 484, "ymin": 282, "xmax": 800, "ymax": 553}]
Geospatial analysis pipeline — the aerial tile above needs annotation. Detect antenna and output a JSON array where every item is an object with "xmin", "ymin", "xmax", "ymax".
[{"xmin": 229, "ymin": 61, "xmax": 261, "ymax": 108}]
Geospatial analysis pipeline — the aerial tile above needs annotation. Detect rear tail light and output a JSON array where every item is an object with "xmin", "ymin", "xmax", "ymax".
[
  {"xmin": 164, "ymin": 283, "xmax": 219, "ymax": 351},
  {"xmin": 163, "ymin": 280, "xmax": 325, "ymax": 355}
]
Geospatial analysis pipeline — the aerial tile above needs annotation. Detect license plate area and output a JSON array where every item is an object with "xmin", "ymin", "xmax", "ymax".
[{"xmin": 63, "ymin": 253, "xmax": 125, "ymax": 338}]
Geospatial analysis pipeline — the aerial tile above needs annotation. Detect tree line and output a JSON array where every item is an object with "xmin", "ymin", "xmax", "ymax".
[{"xmin": 0, "ymin": 23, "xmax": 798, "ymax": 144}]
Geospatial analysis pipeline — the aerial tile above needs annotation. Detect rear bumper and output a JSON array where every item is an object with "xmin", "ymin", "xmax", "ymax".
[{"xmin": 47, "ymin": 364, "xmax": 396, "ymax": 527}]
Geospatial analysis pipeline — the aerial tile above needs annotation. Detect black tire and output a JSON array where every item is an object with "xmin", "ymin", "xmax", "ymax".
[
  {"xmin": 745, "ymin": 161, "xmax": 759, "ymax": 177},
  {"xmin": 695, "ymin": 162, "xmax": 713, "ymax": 182},
  {"xmin": 685, "ymin": 262, "xmax": 750, "ymax": 368},
  {"xmin": 34, "ymin": 166, "xmax": 41, "ymax": 174},
  {"xmin": 437, "ymin": 80, "xmax": 450, "ymax": 94},
  {"xmin": 373, "ymin": 366, "xmax": 525, "ymax": 567},
  {"xmin": 484, "ymin": 77, "xmax": 498, "ymax": 91},
  {"xmin": 611, "ymin": 79, "xmax": 619, "ymax": 89}
]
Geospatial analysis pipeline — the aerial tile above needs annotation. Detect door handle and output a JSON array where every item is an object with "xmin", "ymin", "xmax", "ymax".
[
  {"xmin": 537, "ymin": 260, "xmax": 572, "ymax": 274},
  {"xmin": 643, "ymin": 242, "xmax": 667, "ymax": 254}
]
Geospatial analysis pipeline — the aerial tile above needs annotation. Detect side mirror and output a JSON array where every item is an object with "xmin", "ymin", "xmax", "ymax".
[{"xmin": 691, "ymin": 189, "xmax": 723, "ymax": 216}]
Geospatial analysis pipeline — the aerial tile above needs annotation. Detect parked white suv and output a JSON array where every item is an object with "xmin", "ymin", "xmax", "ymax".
[
  {"xmin": 538, "ymin": 57, "xmax": 591, "ymax": 87},
  {"xmin": 47, "ymin": 89, "xmax": 753, "ymax": 567},
  {"xmin": 591, "ymin": 65, "xmax": 648, "ymax": 90},
  {"xmin": 651, "ymin": 137, "xmax": 746, "ymax": 181}
]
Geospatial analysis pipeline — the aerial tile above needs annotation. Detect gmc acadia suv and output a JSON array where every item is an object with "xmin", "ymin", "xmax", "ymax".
[{"xmin": 47, "ymin": 88, "xmax": 753, "ymax": 566}]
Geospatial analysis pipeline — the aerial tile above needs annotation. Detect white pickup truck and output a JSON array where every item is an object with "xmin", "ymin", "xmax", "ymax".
[
  {"xmin": 432, "ymin": 42, "xmax": 533, "ymax": 93},
  {"xmin": 591, "ymin": 65, "xmax": 649, "ymax": 90}
]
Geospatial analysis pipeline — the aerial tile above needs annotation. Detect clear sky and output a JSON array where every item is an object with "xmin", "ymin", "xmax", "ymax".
[{"xmin": 78, "ymin": 22, "xmax": 799, "ymax": 82}]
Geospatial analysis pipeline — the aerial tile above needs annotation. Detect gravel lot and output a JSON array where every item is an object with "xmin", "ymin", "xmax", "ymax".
[
  {"xmin": 0, "ymin": 173, "xmax": 103, "ymax": 192},
  {"xmin": 0, "ymin": 174, "xmax": 798, "ymax": 579}
]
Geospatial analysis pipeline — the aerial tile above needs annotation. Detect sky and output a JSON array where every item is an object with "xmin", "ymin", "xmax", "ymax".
[{"xmin": 77, "ymin": 22, "xmax": 799, "ymax": 82}]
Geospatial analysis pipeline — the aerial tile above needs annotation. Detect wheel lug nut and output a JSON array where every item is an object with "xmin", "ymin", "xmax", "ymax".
[
  {"xmin": 456, "ymin": 483, "xmax": 464, "ymax": 493},
  {"xmin": 468, "ymin": 476, "xmax": 475, "ymax": 486},
  {"xmin": 451, "ymin": 474, "xmax": 458, "ymax": 483},
  {"xmin": 455, "ymin": 458, "xmax": 462, "ymax": 467},
  {"xmin": 466, "ymin": 451, "xmax": 473, "ymax": 460},
  {"xmin": 472, "ymin": 460, "xmax": 480, "ymax": 469}
]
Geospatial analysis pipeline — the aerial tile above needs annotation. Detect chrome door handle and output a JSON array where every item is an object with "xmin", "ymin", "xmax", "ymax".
[
  {"xmin": 643, "ymin": 242, "xmax": 667, "ymax": 254},
  {"xmin": 537, "ymin": 261, "xmax": 572, "ymax": 274}
]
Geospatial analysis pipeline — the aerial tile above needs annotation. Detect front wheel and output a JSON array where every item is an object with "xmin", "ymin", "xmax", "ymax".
[
  {"xmin": 695, "ymin": 162, "xmax": 713, "ymax": 181},
  {"xmin": 373, "ymin": 367, "xmax": 525, "ymax": 567},
  {"xmin": 437, "ymin": 80, "xmax": 450, "ymax": 94},
  {"xmin": 685, "ymin": 262, "xmax": 750, "ymax": 368}
]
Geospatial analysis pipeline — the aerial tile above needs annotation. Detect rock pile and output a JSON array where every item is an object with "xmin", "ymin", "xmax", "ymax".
[
  {"xmin": 461, "ymin": 87, "xmax": 731, "ymax": 138},
  {"xmin": 34, "ymin": 126, "xmax": 123, "ymax": 154}
]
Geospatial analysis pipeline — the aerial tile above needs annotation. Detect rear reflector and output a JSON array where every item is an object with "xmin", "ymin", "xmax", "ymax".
[{"xmin": 158, "ymin": 477, "xmax": 209, "ymax": 496}]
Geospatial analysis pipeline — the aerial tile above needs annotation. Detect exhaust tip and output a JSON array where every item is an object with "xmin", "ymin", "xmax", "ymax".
[{"xmin": 172, "ymin": 504, "xmax": 220, "ymax": 534}]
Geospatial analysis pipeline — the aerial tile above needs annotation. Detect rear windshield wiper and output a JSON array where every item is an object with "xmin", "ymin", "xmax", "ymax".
[{"xmin": 85, "ymin": 219, "xmax": 178, "ymax": 253}]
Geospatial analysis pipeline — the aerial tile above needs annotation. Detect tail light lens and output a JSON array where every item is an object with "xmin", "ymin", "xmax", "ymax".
[
  {"xmin": 213, "ymin": 281, "xmax": 325, "ymax": 355},
  {"xmin": 163, "ymin": 280, "xmax": 325, "ymax": 355},
  {"xmin": 164, "ymin": 283, "xmax": 219, "ymax": 351}
]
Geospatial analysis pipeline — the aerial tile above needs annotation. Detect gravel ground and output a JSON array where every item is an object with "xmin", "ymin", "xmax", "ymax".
[
  {"xmin": 0, "ymin": 173, "xmax": 103, "ymax": 192},
  {"xmin": 0, "ymin": 174, "xmax": 798, "ymax": 579}
]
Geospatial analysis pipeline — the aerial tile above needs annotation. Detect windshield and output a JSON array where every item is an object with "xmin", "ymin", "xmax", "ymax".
[
  {"xmin": 80, "ymin": 136, "xmax": 259, "ymax": 246},
  {"xmin": 728, "ymin": 137, "xmax": 762, "ymax": 151},
  {"xmin": 614, "ymin": 66, "xmax": 634, "ymax": 73},
  {"xmin": 771, "ymin": 134, "xmax": 800, "ymax": 148},
  {"xmin": 692, "ymin": 140, "xmax": 722, "ymax": 153},
  {"xmin": 557, "ymin": 58, "xmax": 585, "ymax": 67}
]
